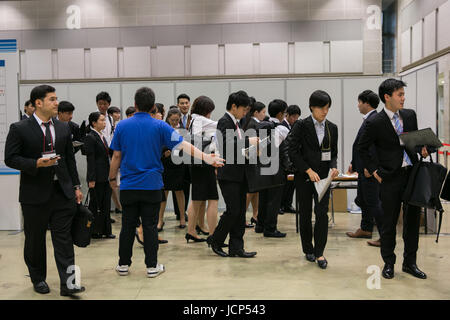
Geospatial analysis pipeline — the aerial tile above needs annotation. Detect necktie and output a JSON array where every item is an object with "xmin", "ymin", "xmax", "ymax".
[
  {"xmin": 236, "ymin": 121, "xmax": 242, "ymax": 139},
  {"xmin": 183, "ymin": 115, "xmax": 187, "ymax": 128},
  {"xmin": 393, "ymin": 113, "xmax": 412, "ymax": 166},
  {"xmin": 43, "ymin": 122, "xmax": 53, "ymax": 151}
]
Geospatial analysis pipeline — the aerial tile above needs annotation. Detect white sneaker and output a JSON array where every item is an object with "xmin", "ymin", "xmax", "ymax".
[
  {"xmin": 147, "ymin": 263, "xmax": 165, "ymax": 278},
  {"xmin": 115, "ymin": 265, "xmax": 129, "ymax": 276}
]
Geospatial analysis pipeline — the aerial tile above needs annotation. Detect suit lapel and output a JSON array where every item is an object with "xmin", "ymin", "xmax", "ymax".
[
  {"xmin": 399, "ymin": 109, "xmax": 413, "ymax": 133},
  {"xmin": 380, "ymin": 109, "xmax": 399, "ymax": 139},
  {"xmin": 29, "ymin": 116, "xmax": 45, "ymax": 149},
  {"xmin": 305, "ymin": 116, "xmax": 320, "ymax": 148}
]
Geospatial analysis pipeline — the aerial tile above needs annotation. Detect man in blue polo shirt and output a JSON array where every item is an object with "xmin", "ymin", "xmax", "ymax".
[{"xmin": 109, "ymin": 87, "xmax": 223, "ymax": 278}]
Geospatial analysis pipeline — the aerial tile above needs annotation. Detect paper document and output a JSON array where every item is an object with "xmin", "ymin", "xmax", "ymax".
[
  {"xmin": 243, "ymin": 136, "xmax": 270, "ymax": 160},
  {"xmin": 314, "ymin": 169, "xmax": 333, "ymax": 202},
  {"xmin": 72, "ymin": 141, "xmax": 84, "ymax": 147}
]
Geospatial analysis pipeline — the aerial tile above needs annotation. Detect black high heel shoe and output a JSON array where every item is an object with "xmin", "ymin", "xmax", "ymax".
[
  {"xmin": 196, "ymin": 225, "xmax": 209, "ymax": 236},
  {"xmin": 250, "ymin": 217, "xmax": 257, "ymax": 225},
  {"xmin": 185, "ymin": 233, "xmax": 206, "ymax": 243},
  {"xmin": 135, "ymin": 230, "xmax": 144, "ymax": 246},
  {"xmin": 157, "ymin": 222, "xmax": 165, "ymax": 232}
]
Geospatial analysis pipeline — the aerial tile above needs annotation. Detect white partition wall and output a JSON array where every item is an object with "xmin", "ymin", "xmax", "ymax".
[
  {"xmin": 402, "ymin": 72, "xmax": 417, "ymax": 111},
  {"xmin": 190, "ymin": 45, "xmax": 220, "ymax": 76},
  {"xmin": 230, "ymin": 79, "xmax": 285, "ymax": 107},
  {"xmin": 25, "ymin": 49, "xmax": 52, "ymax": 80},
  {"xmin": 224, "ymin": 43, "xmax": 254, "ymax": 75},
  {"xmin": 122, "ymin": 82, "xmax": 175, "ymax": 113},
  {"xmin": 123, "ymin": 46, "xmax": 151, "ymax": 78},
  {"xmin": 57, "ymin": 49, "xmax": 85, "ymax": 79},
  {"xmin": 330, "ymin": 41, "xmax": 363, "ymax": 73}
]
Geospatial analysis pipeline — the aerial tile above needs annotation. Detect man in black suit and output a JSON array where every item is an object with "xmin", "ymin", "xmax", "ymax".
[
  {"xmin": 288, "ymin": 90, "xmax": 339, "ymax": 269},
  {"xmin": 280, "ymin": 104, "xmax": 301, "ymax": 214},
  {"xmin": 346, "ymin": 90, "xmax": 383, "ymax": 247},
  {"xmin": 4, "ymin": 85, "xmax": 85, "ymax": 296},
  {"xmin": 21, "ymin": 100, "xmax": 35, "ymax": 120},
  {"xmin": 57, "ymin": 101, "xmax": 82, "ymax": 154},
  {"xmin": 207, "ymin": 90, "xmax": 259, "ymax": 258},
  {"xmin": 359, "ymin": 78, "xmax": 430, "ymax": 280}
]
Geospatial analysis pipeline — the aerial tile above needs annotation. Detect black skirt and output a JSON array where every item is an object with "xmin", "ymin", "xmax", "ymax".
[
  {"xmin": 191, "ymin": 165, "xmax": 219, "ymax": 201},
  {"xmin": 162, "ymin": 157, "xmax": 185, "ymax": 191}
]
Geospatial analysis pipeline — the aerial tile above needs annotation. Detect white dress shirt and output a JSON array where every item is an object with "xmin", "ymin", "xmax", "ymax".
[
  {"xmin": 191, "ymin": 113, "xmax": 218, "ymax": 153},
  {"xmin": 363, "ymin": 109, "xmax": 376, "ymax": 120},
  {"xmin": 34, "ymin": 113, "xmax": 56, "ymax": 147},
  {"xmin": 269, "ymin": 117, "xmax": 289, "ymax": 148},
  {"xmin": 312, "ymin": 116, "xmax": 325, "ymax": 146}
]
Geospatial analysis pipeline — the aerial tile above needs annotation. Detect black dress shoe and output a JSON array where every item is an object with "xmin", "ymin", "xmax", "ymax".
[
  {"xmin": 284, "ymin": 205, "xmax": 296, "ymax": 213},
  {"xmin": 206, "ymin": 236, "xmax": 228, "ymax": 257},
  {"xmin": 229, "ymin": 249, "xmax": 257, "ymax": 258},
  {"xmin": 264, "ymin": 230, "xmax": 286, "ymax": 238},
  {"xmin": 196, "ymin": 225, "xmax": 209, "ymax": 235},
  {"xmin": 33, "ymin": 281, "xmax": 50, "ymax": 294},
  {"xmin": 278, "ymin": 208, "xmax": 284, "ymax": 215},
  {"xmin": 158, "ymin": 239, "xmax": 168, "ymax": 244},
  {"xmin": 115, "ymin": 208, "xmax": 122, "ymax": 214},
  {"xmin": 402, "ymin": 264, "xmax": 427, "ymax": 279},
  {"xmin": 305, "ymin": 254, "xmax": 315, "ymax": 262},
  {"xmin": 104, "ymin": 234, "xmax": 116, "ymax": 239},
  {"xmin": 382, "ymin": 264, "xmax": 395, "ymax": 279},
  {"xmin": 254, "ymin": 225, "xmax": 264, "ymax": 233},
  {"xmin": 317, "ymin": 257, "xmax": 328, "ymax": 269},
  {"xmin": 60, "ymin": 285, "xmax": 85, "ymax": 297},
  {"xmin": 110, "ymin": 218, "xmax": 116, "ymax": 223}
]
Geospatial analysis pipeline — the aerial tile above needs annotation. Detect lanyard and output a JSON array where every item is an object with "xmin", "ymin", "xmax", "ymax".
[{"xmin": 321, "ymin": 122, "xmax": 331, "ymax": 151}]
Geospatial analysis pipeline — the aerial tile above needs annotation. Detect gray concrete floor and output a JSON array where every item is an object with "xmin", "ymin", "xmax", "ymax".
[{"xmin": 1, "ymin": 206, "xmax": 450, "ymax": 300}]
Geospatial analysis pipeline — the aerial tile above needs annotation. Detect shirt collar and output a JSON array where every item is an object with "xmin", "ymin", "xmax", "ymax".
[
  {"xmin": 226, "ymin": 111, "xmax": 238, "ymax": 125},
  {"xmin": 363, "ymin": 109, "xmax": 376, "ymax": 120},
  {"xmin": 269, "ymin": 117, "xmax": 280, "ymax": 123},
  {"xmin": 384, "ymin": 107, "xmax": 398, "ymax": 120},
  {"xmin": 252, "ymin": 117, "xmax": 260, "ymax": 123},
  {"xmin": 33, "ymin": 113, "xmax": 53, "ymax": 126},
  {"xmin": 312, "ymin": 116, "xmax": 325, "ymax": 127}
]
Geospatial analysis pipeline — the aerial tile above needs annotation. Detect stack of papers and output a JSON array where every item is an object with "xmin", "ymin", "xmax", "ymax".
[{"xmin": 314, "ymin": 169, "xmax": 333, "ymax": 202}]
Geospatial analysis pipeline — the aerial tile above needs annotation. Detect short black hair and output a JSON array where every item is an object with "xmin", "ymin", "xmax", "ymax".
[
  {"xmin": 191, "ymin": 96, "xmax": 215, "ymax": 116},
  {"xmin": 268, "ymin": 99, "xmax": 288, "ymax": 118},
  {"xmin": 358, "ymin": 90, "xmax": 380, "ymax": 109},
  {"xmin": 107, "ymin": 106, "xmax": 121, "ymax": 115},
  {"xmin": 155, "ymin": 103, "xmax": 165, "ymax": 116},
  {"xmin": 24, "ymin": 100, "xmax": 32, "ymax": 107},
  {"xmin": 125, "ymin": 106, "xmax": 135, "ymax": 116},
  {"xmin": 177, "ymin": 93, "xmax": 190, "ymax": 103},
  {"xmin": 96, "ymin": 91, "xmax": 111, "ymax": 104},
  {"xmin": 134, "ymin": 87, "xmax": 155, "ymax": 112},
  {"xmin": 287, "ymin": 104, "xmax": 301, "ymax": 116},
  {"xmin": 30, "ymin": 85, "xmax": 55, "ymax": 107},
  {"xmin": 309, "ymin": 90, "xmax": 332, "ymax": 111},
  {"xmin": 378, "ymin": 78, "xmax": 407, "ymax": 104},
  {"xmin": 249, "ymin": 96, "xmax": 256, "ymax": 108},
  {"xmin": 58, "ymin": 101, "xmax": 75, "ymax": 113},
  {"xmin": 226, "ymin": 90, "xmax": 250, "ymax": 111},
  {"xmin": 169, "ymin": 105, "xmax": 178, "ymax": 110},
  {"xmin": 88, "ymin": 111, "xmax": 102, "ymax": 127}
]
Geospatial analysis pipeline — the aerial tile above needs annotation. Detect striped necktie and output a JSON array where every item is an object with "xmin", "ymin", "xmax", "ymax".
[{"xmin": 393, "ymin": 113, "xmax": 412, "ymax": 166}]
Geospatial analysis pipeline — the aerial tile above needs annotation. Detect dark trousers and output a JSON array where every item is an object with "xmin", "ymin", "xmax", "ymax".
[
  {"xmin": 296, "ymin": 179, "xmax": 330, "ymax": 258},
  {"xmin": 21, "ymin": 182, "xmax": 76, "ymax": 285},
  {"xmin": 257, "ymin": 185, "xmax": 284, "ymax": 233},
  {"xmin": 356, "ymin": 174, "xmax": 383, "ymax": 233},
  {"xmin": 119, "ymin": 190, "xmax": 161, "ymax": 268},
  {"xmin": 88, "ymin": 182, "xmax": 112, "ymax": 236},
  {"xmin": 212, "ymin": 179, "xmax": 247, "ymax": 252},
  {"xmin": 281, "ymin": 179, "xmax": 295, "ymax": 209},
  {"xmin": 379, "ymin": 168, "xmax": 421, "ymax": 265}
]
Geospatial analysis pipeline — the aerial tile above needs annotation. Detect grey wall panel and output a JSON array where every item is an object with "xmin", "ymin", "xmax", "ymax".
[
  {"xmin": 222, "ymin": 23, "xmax": 256, "ymax": 44},
  {"xmin": 254, "ymin": 22, "xmax": 292, "ymax": 43},
  {"xmin": 401, "ymin": 0, "xmax": 447, "ymax": 32},
  {"xmin": 120, "ymin": 26, "xmax": 153, "ymax": 47},
  {"xmin": 292, "ymin": 21, "xmax": 326, "ymax": 41},
  {"xmin": 86, "ymin": 28, "xmax": 121, "ymax": 48},
  {"xmin": 22, "ymin": 30, "xmax": 54, "ymax": 49},
  {"xmin": 152, "ymin": 25, "xmax": 188, "ymax": 46},
  {"xmin": 325, "ymin": 20, "xmax": 362, "ymax": 41},
  {"xmin": 186, "ymin": 24, "xmax": 222, "ymax": 45},
  {"xmin": 53, "ymin": 29, "xmax": 87, "ymax": 49},
  {"xmin": 230, "ymin": 80, "xmax": 285, "ymax": 107}
]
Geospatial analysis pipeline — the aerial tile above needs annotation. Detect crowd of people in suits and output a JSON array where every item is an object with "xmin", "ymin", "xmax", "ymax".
[{"xmin": 6, "ymin": 77, "xmax": 433, "ymax": 296}]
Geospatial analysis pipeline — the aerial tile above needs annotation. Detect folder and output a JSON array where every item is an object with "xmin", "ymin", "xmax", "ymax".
[{"xmin": 399, "ymin": 128, "xmax": 443, "ymax": 153}]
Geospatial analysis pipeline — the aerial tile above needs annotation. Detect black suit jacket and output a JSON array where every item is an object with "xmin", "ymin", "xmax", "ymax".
[
  {"xmin": 67, "ymin": 120, "xmax": 82, "ymax": 154},
  {"xmin": 216, "ymin": 113, "xmax": 250, "ymax": 182},
  {"xmin": 288, "ymin": 115, "xmax": 338, "ymax": 180},
  {"xmin": 351, "ymin": 110, "xmax": 378, "ymax": 174},
  {"xmin": 4, "ymin": 116, "xmax": 81, "ymax": 204},
  {"xmin": 358, "ymin": 108, "xmax": 419, "ymax": 180},
  {"xmin": 21, "ymin": 114, "xmax": 29, "ymax": 121},
  {"xmin": 84, "ymin": 131, "xmax": 110, "ymax": 183}
]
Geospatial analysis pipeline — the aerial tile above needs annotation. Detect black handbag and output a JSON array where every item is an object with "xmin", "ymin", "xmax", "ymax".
[
  {"xmin": 71, "ymin": 190, "xmax": 95, "ymax": 248},
  {"xmin": 403, "ymin": 156, "xmax": 448, "ymax": 242}
]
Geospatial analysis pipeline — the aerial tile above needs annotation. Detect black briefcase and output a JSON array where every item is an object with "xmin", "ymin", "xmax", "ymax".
[{"xmin": 71, "ymin": 191, "xmax": 95, "ymax": 248}]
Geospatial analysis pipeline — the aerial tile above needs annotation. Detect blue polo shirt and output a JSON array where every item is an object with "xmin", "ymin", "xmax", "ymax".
[{"xmin": 110, "ymin": 112, "xmax": 183, "ymax": 190}]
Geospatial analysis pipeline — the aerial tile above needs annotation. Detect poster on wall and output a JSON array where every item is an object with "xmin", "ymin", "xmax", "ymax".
[{"xmin": 0, "ymin": 39, "xmax": 19, "ymax": 174}]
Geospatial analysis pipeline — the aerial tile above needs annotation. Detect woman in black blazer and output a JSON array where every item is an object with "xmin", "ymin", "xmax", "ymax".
[
  {"xmin": 242, "ymin": 102, "xmax": 267, "ymax": 227},
  {"xmin": 85, "ymin": 112, "xmax": 115, "ymax": 239}
]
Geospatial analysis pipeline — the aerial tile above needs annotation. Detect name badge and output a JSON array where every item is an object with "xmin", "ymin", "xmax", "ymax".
[{"xmin": 321, "ymin": 151, "xmax": 331, "ymax": 161}]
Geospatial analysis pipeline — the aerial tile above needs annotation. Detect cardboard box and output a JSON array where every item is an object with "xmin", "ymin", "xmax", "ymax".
[{"xmin": 329, "ymin": 189, "xmax": 347, "ymax": 212}]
